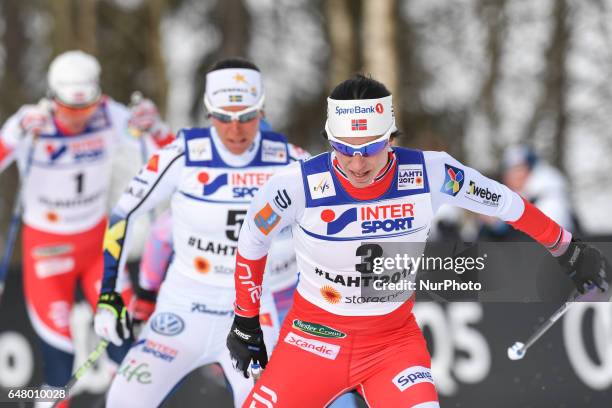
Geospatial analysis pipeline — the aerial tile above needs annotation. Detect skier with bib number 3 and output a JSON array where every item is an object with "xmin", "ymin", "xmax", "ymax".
[{"xmin": 226, "ymin": 75, "xmax": 610, "ymax": 407}]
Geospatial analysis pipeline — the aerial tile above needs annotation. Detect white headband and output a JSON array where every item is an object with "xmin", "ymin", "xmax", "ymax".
[
  {"xmin": 326, "ymin": 95, "xmax": 395, "ymax": 139},
  {"xmin": 204, "ymin": 68, "xmax": 263, "ymax": 108}
]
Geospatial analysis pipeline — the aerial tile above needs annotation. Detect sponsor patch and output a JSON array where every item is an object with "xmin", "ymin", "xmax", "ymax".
[
  {"xmin": 393, "ymin": 366, "xmax": 434, "ymax": 391},
  {"xmin": 320, "ymin": 285, "xmax": 342, "ymax": 304},
  {"xmin": 193, "ymin": 256, "xmax": 210, "ymax": 274},
  {"xmin": 273, "ymin": 189, "xmax": 291, "ymax": 211},
  {"xmin": 307, "ymin": 172, "xmax": 336, "ymax": 199},
  {"xmin": 187, "ymin": 138, "xmax": 213, "ymax": 161},
  {"xmin": 150, "ymin": 312, "xmax": 185, "ymax": 336},
  {"xmin": 284, "ymin": 332, "xmax": 340, "ymax": 360},
  {"xmin": 262, "ymin": 139, "xmax": 287, "ymax": 163},
  {"xmin": 292, "ymin": 319, "xmax": 346, "ymax": 338},
  {"xmin": 465, "ymin": 180, "xmax": 501, "ymax": 207},
  {"xmin": 117, "ymin": 359, "xmax": 153, "ymax": 384},
  {"xmin": 140, "ymin": 339, "xmax": 178, "ymax": 362},
  {"xmin": 254, "ymin": 203, "xmax": 281, "ymax": 235},
  {"xmin": 146, "ymin": 154, "xmax": 160, "ymax": 172},
  {"xmin": 440, "ymin": 164, "xmax": 464, "ymax": 196},
  {"xmin": 34, "ymin": 257, "xmax": 75, "ymax": 278},
  {"xmin": 191, "ymin": 302, "xmax": 233, "ymax": 316},
  {"xmin": 397, "ymin": 164, "xmax": 424, "ymax": 190},
  {"xmin": 320, "ymin": 203, "xmax": 415, "ymax": 235},
  {"xmin": 32, "ymin": 244, "xmax": 74, "ymax": 259}
]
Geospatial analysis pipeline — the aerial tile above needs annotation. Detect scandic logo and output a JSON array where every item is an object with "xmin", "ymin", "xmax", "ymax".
[
  {"xmin": 284, "ymin": 332, "xmax": 340, "ymax": 360},
  {"xmin": 319, "ymin": 203, "xmax": 415, "ymax": 235}
]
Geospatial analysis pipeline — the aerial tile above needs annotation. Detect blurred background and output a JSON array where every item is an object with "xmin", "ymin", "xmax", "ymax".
[
  {"xmin": 0, "ymin": 0, "xmax": 612, "ymax": 406},
  {"xmin": 2, "ymin": 0, "xmax": 612, "ymax": 232}
]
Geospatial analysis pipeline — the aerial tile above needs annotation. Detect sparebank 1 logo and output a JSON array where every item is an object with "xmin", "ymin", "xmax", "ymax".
[
  {"xmin": 441, "ymin": 164, "xmax": 464, "ymax": 196},
  {"xmin": 198, "ymin": 171, "xmax": 272, "ymax": 198},
  {"xmin": 320, "ymin": 203, "xmax": 415, "ymax": 236}
]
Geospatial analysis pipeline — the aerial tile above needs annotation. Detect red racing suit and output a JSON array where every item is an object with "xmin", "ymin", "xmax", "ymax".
[
  {"xmin": 233, "ymin": 148, "xmax": 571, "ymax": 407},
  {"xmin": 0, "ymin": 97, "xmax": 172, "ymax": 394}
]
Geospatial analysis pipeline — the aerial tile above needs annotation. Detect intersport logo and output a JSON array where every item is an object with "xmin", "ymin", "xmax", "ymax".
[
  {"xmin": 284, "ymin": 332, "xmax": 340, "ymax": 360},
  {"xmin": 320, "ymin": 203, "xmax": 415, "ymax": 235}
]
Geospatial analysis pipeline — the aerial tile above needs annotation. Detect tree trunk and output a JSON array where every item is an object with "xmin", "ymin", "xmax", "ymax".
[
  {"xmin": 146, "ymin": 0, "xmax": 169, "ymax": 115},
  {"xmin": 50, "ymin": 0, "xmax": 75, "ymax": 54},
  {"xmin": 525, "ymin": 0, "xmax": 569, "ymax": 170},
  {"xmin": 362, "ymin": 0, "xmax": 399, "ymax": 116},
  {"xmin": 77, "ymin": 0, "xmax": 97, "ymax": 54},
  {"xmin": 326, "ymin": 0, "xmax": 356, "ymax": 90}
]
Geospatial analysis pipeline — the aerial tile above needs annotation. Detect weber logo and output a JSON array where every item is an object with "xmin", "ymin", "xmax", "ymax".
[
  {"xmin": 393, "ymin": 366, "xmax": 434, "ymax": 391},
  {"xmin": 284, "ymin": 332, "xmax": 340, "ymax": 360}
]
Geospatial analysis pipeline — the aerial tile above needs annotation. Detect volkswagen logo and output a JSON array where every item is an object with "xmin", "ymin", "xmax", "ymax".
[{"xmin": 150, "ymin": 313, "xmax": 185, "ymax": 336}]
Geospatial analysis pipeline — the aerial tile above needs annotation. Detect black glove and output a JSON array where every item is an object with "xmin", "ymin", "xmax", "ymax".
[
  {"xmin": 226, "ymin": 315, "xmax": 268, "ymax": 378},
  {"xmin": 557, "ymin": 239, "xmax": 610, "ymax": 293}
]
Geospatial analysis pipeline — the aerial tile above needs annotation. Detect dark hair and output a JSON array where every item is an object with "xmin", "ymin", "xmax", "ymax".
[
  {"xmin": 208, "ymin": 57, "xmax": 260, "ymax": 73},
  {"xmin": 329, "ymin": 74, "xmax": 391, "ymax": 100},
  {"xmin": 322, "ymin": 74, "xmax": 394, "ymax": 140}
]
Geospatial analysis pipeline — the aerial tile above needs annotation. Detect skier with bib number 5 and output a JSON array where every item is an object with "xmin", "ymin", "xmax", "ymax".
[{"xmin": 93, "ymin": 57, "xmax": 309, "ymax": 408}]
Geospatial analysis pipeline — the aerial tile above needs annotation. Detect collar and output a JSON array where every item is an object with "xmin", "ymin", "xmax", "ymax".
[
  {"xmin": 331, "ymin": 151, "xmax": 396, "ymax": 200},
  {"xmin": 210, "ymin": 127, "xmax": 261, "ymax": 167}
]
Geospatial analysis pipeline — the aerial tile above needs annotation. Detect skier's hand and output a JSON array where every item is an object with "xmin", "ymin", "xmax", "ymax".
[
  {"xmin": 558, "ymin": 239, "xmax": 610, "ymax": 293},
  {"xmin": 227, "ymin": 315, "xmax": 268, "ymax": 378},
  {"xmin": 94, "ymin": 291, "xmax": 133, "ymax": 346},
  {"xmin": 19, "ymin": 104, "xmax": 52, "ymax": 138}
]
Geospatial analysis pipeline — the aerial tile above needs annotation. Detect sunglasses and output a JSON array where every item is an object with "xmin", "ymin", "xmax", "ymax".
[
  {"xmin": 204, "ymin": 95, "xmax": 264, "ymax": 124},
  {"xmin": 329, "ymin": 138, "xmax": 389, "ymax": 157},
  {"xmin": 54, "ymin": 99, "xmax": 100, "ymax": 118},
  {"xmin": 326, "ymin": 122, "xmax": 392, "ymax": 157}
]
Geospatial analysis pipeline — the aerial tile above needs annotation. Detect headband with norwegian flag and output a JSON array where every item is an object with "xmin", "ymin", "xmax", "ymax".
[{"xmin": 326, "ymin": 95, "xmax": 395, "ymax": 139}]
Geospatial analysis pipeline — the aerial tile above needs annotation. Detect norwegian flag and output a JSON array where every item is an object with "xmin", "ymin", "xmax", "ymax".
[{"xmin": 351, "ymin": 119, "xmax": 367, "ymax": 131}]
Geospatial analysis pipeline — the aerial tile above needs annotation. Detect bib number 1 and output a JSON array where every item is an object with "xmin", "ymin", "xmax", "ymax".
[{"xmin": 74, "ymin": 172, "xmax": 84, "ymax": 194}]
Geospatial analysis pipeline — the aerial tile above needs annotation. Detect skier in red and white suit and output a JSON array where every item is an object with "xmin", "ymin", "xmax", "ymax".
[
  {"xmin": 0, "ymin": 50, "xmax": 171, "ymax": 406},
  {"xmin": 226, "ymin": 75, "xmax": 610, "ymax": 407}
]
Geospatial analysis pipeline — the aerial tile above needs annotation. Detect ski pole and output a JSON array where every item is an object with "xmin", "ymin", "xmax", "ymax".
[
  {"xmin": 50, "ymin": 339, "xmax": 109, "ymax": 407},
  {"xmin": 508, "ymin": 280, "xmax": 609, "ymax": 360},
  {"xmin": 250, "ymin": 362, "xmax": 262, "ymax": 384}
]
